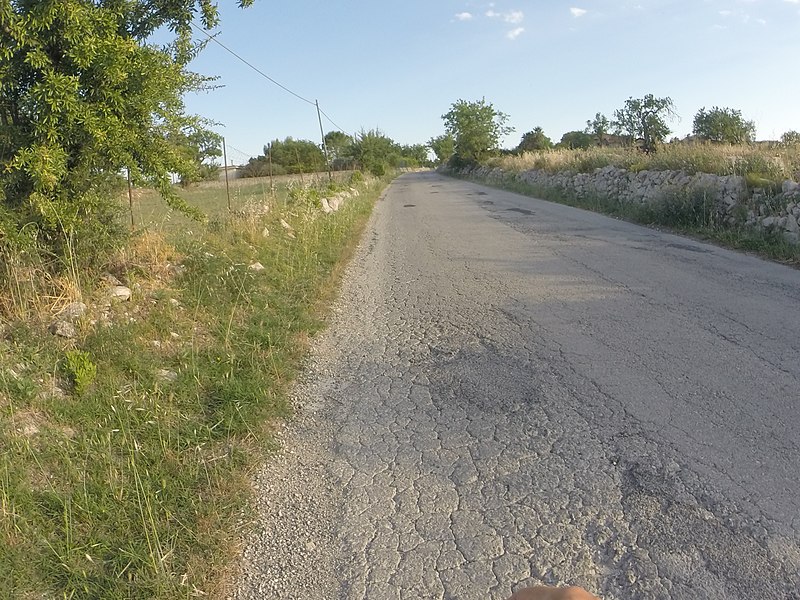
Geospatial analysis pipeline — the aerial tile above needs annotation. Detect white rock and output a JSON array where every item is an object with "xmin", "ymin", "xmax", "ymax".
[
  {"xmin": 248, "ymin": 262, "xmax": 265, "ymax": 272},
  {"xmin": 59, "ymin": 302, "xmax": 87, "ymax": 322},
  {"xmin": 49, "ymin": 321, "xmax": 77, "ymax": 338},
  {"xmin": 782, "ymin": 180, "xmax": 799, "ymax": 194},
  {"xmin": 109, "ymin": 285, "xmax": 131, "ymax": 301}
]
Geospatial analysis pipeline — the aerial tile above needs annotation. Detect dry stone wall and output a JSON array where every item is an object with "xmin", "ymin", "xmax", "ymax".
[{"xmin": 457, "ymin": 164, "xmax": 800, "ymax": 244}]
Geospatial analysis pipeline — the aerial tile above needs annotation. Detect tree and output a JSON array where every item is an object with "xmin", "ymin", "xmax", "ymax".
[
  {"xmin": 428, "ymin": 134, "xmax": 455, "ymax": 165},
  {"xmin": 556, "ymin": 131, "xmax": 593, "ymax": 150},
  {"xmin": 324, "ymin": 131, "xmax": 353, "ymax": 161},
  {"xmin": 349, "ymin": 129, "xmax": 400, "ymax": 176},
  {"xmin": 442, "ymin": 98, "xmax": 513, "ymax": 164},
  {"xmin": 516, "ymin": 127, "xmax": 553, "ymax": 153},
  {"xmin": 585, "ymin": 113, "xmax": 610, "ymax": 145},
  {"xmin": 780, "ymin": 131, "xmax": 800, "ymax": 146},
  {"xmin": 0, "ymin": 1, "xmax": 254, "ymax": 263},
  {"xmin": 173, "ymin": 124, "xmax": 223, "ymax": 184},
  {"xmin": 692, "ymin": 107, "xmax": 755, "ymax": 144},
  {"xmin": 613, "ymin": 94, "xmax": 677, "ymax": 153},
  {"xmin": 265, "ymin": 137, "xmax": 325, "ymax": 174},
  {"xmin": 398, "ymin": 144, "xmax": 431, "ymax": 168}
]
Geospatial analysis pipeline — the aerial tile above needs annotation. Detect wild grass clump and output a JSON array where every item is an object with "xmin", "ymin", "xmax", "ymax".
[{"xmin": 0, "ymin": 174, "xmax": 390, "ymax": 598}]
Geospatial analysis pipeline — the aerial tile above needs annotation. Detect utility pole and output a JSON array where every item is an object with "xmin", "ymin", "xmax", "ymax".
[
  {"xmin": 268, "ymin": 142, "xmax": 274, "ymax": 196},
  {"xmin": 316, "ymin": 100, "xmax": 332, "ymax": 182},
  {"xmin": 127, "ymin": 168, "xmax": 135, "ymax": 229},
  {"xmin": 222, "ymin": 137, "xmax": 231, "ymax": 212}
]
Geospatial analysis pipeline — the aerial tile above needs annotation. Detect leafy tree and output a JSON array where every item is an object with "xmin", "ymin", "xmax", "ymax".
[
  {"xmin": 324, "ymin": 131, "xmax": 353, "ymax": 161},
  {"xmin": 516, "ymin": 127, "xmax": 553, "ymax": 153},
  {"xmin": 428, "ymin": 134, "xmax": 455, "ymax": 165},
  {"xmin": 349, "ymin": 129, "xmax": 399, "ymax": 176},
  {"xmin": 173, "ymin": 124, "xmax": 223, "ymax": 184},
  {"xmin": 692, "ymin": 107, "xmax": 755, "ymax": 144},
  {"xmin": 557, "ymin": 131, "xmax": 593, "ymax": 150},
  {"xmin": 265, "ymin": 137, "xmax": 325, "ymax": 174},
  {"xmin": 0, "ymin": 0, "xmax": 255, "ymax": 263},
  {"xmin": 585, "ymin": 113, "xmax": 610, "ymax": 145},
  {"xmin": 780, "ymin": 131, "xmax": 800, "ymax": 146},
  {"xmin": 398, "ymin": 144, "xmax": 431, "ymax": 168},
  {"xmin": 442, "ymin": 98, "xmax": 513, "ymax": 164},
  {"xmin": 613, "ymin": 94, "xmax": 677, "ymax": 153}
]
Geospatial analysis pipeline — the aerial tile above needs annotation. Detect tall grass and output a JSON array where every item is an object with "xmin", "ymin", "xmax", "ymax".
[
  {"xmin": 0, "ymin": 172, "xmax": 387, "ymax": 598},
  {"xmin": 492, "ymin": 144, "xmax": 800, "ymax": 182}
]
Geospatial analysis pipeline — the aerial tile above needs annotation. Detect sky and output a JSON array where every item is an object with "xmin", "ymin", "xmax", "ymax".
[{"xmin": 181, "ymin": 0, "xmax": 800, "ymax": 162}]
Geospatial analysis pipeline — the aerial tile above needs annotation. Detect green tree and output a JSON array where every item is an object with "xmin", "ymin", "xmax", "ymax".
[
  {"xmin": 556, "ymin": 131, "xmax": 593, "ymax": 150},
  {"xmin": 781, "ymin": 131, "xmax": 800, "ymax": 146},
  {"xmin": 173, "ymin": 124, "xmax": 223, "ymax": 184},
  {"xmin": 613, "ymin": 94, "xmax": 677, "ymax": 153},
  {"xmin": 349, "ymin": 129, "xmax": 399, "ymax": 176},
  {"xmin": 398, "ymin": 144, "xmax": 431, "ymax": 168},
  {"xmin": 442, "ymin": 98, "xmax": 513, "ymax": 164},
  {"xmin": 265, "ymin": 137, "xmax": 325, "ymax": 174},
  {"xmin": 692, "ymin": 107, "xmax": 755, "ymax": 144},
  {"xmin": 0, "ymin": 0, "xmax": 254, "ymax": 262},
  {"xmin": 516, "ymin": 127, "xmax": 553, "ymax": 153},
  {"xmin": 324, "ymin": 131, "xmax": 353, "ymax": 161},
  {"xmin": 428, "ymin": 134, "xmax": 455, "ymax": 165},
  {"xmin": 585, "ymin": 112, "xmax": 610, "ymax": 145}
]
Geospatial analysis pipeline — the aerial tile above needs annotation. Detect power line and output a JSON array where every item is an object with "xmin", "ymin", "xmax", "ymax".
[
  {"xmin": 318, "ymin": 106, "xmax": 349, "ymax": 136},
  {"xmin": 190, "ymin": 22, "xmax": 315, "ymax": 107}
]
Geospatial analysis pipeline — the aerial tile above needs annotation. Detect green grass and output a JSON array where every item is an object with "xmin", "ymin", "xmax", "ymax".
[
  {"xmin": 0, "ymin": 172, "xmax": 388, "ymax": 599},
  {"xmin": 460, "ymin": 171, "xmax": 800, "ymax": 267}
]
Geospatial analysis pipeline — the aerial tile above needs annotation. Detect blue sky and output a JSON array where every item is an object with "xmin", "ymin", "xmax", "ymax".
[{"xmin": 182, "ymin": 0, "xmax": 800, "ymax": 161}]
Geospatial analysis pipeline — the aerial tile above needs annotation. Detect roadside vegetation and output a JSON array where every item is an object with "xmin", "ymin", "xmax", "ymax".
[{"xmin": 1, "ymin": 171, "xmax": 389, "ymax": 598}]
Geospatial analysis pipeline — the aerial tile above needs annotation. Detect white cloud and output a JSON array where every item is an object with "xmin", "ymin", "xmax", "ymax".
[
  {"xmin": 455, "ymin": 12, "xmax": 473, "ymax": 21},
  {"xmin": 506, "ymin": 10, "xmax": 524, "ymax": 24},
  {"xmin": 784, "ymin": 0, "xmax": 800, "ymax": 4},
  {"xmin": 486, "ymin": 9, "xmax": 525, "ymax": 24},
  {"xmin": 570, "ymin": 7, "xmax": 588, "ymax": 18},
  {"xmin": 718, "ymin": 9, "xmax": 732, "ymax": 16},
  {"xmin": 506, "ymin": 26, "xmax": 525, "ymax": 40}
]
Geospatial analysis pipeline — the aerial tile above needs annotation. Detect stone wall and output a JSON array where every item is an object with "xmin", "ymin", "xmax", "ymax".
[{"xmin": 456, "ymin": 164, "xmax": 800, "ymax": 244}]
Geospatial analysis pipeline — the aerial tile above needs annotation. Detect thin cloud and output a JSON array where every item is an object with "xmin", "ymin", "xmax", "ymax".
[
  {"xmin": 455, "ymin": 12, "xmax": 473, "ymax": 21},
  {"xmin": 506, "ymin": 27, "xmax": 525, "ymax": 40},
  {"xmin": 486, "ymin": 9, "xmax": 525, "ymax": 24},
  {"xmin": 570, "ymin": 7, "xmax": 588, "ymax": 18}
]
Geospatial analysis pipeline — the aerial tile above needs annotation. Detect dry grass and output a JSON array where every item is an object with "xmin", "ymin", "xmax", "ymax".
[{"xmin": 492, "ymin": 144, "xmax": 800, "ymax": 182}]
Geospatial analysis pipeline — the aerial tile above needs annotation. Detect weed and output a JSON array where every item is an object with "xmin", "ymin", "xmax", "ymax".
[{"xmin": 63, "ymin": 350, "xmax": 97, "ymax": 396}]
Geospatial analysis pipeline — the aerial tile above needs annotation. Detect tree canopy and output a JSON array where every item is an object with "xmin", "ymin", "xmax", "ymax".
[
  {"xmin": 428, "ymin": 134, "xmax": 455, "ymax": 165},
  {"xmin": 557, "ymin": 131, "xmax": 593, "ymax": 150},
  {"xmin": 442, "ymin": 98, "xmax": 513, "ymax": 164},
  {"xmin": 516, "ymin": 127, "xmax": 553, "ymax": 153},
  {"xmin": 692, "ymin": 107, "xmax": 756, "ymax": 145},
  {"xmin": 585, "ymin": 113, "xmax": 610, "ymax": 145},
  {"xmin": 0, "ymin": 0, "xmax": 251, "ymax": 260},
  {"xmin": 613, "ymin": 94, "xmax": 677, "ymax": 153}
]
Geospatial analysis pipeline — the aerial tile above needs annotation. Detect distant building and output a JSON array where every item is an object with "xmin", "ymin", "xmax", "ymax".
[{"xmin": 218, "ymin": 165, "xmax": 245, "ymax": 181}]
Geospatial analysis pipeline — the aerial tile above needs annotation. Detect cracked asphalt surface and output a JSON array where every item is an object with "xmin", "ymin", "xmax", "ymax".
[{"xmin": 233, "ymin": 172, "xmax": 800, "ymax": 599}]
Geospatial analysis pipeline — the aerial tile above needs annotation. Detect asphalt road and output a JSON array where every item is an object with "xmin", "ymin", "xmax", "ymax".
[{"xmin": 234, "ymin": 172, "xmax": 800, "ymax": 600}]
